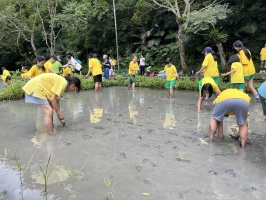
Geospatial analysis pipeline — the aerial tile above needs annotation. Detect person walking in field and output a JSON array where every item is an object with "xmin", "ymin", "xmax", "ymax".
[
  {"xmin": 23, "ymin": 73, "xmax": 81, "ymax": 134},
  {"xmin": 85, "ymin": 54, "xmax": 103, "ymax": 92},
  {"xmin": 233, "ymin": 40, "xmax": 259, "ymax": 102},
  {"xmin": 195, "ymin": 47, "xmax": 219, "ymax": 84},
  {"xmin": 128, "ymin": 55, "xmax": 139, "ymax": 91},
  {"xmin": 260, "ymin": 42, "xmax": 266, "ymax": 73},
  {"xmin": 221, "ymin": 54, "xmax": 245, "ymax": 91},
  {"xmin": 159, "ymin": 58, "xmax": 179, "ymax": 99}
]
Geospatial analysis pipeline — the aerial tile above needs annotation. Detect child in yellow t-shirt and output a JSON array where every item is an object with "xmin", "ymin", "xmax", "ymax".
[
  {"xmin": 1, "ymin": 67, "xmax": 12, "ymax": 85},
  {"xmin": 159, "ymin": 58, "xmax": 179, "ymax": 99},
  {"xmin": 128, "ymin": 55, "xmax": 138, "ymax": 91},
  {"xmin": 260, "ymin": 42, "xmax": 266, "ymax": 73},
  {"xmin": 221, "ymin": 54, "xmax": 245, "ymax": 91}
]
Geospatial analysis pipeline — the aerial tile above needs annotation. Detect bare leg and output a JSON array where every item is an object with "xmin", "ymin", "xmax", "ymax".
[
  {"xmin": 239, "ymin": 120, "xmax": 248, "ymax": 148},
  {"xmin": 245, "ymin": 79, "xmax": 259, "ymax": 98},
  {"xmin": 132, "ymin": 82, "xmax": 135, "ymax": 91},
  {"xmin": 39, "ymin": 104, "xmax": 54, "ymax": 133},
  {"xmin": 209, "ymin": 117, "xmax": 218, "ymax": 142},
  {"xmin": 169, "ymin": 88, "xmax": 173, "ymax": 99},
  {"xmin": 217, "ymin": 121, "xmax": 224, "ymax": 138}
]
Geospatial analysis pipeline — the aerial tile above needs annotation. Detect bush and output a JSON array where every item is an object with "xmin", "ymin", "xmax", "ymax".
[{"xmin": 0, "ymin": 74, "xmax": 262, "ymax": 101}]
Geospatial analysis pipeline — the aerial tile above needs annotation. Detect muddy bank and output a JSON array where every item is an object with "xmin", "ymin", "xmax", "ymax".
[{"xmin": 0, "ymin": 87, "xmax": 266, "ymax": 200}]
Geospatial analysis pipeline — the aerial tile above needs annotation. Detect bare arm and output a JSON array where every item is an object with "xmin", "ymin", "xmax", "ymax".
[
  {"xmin": 50, "ymin": 94, "xmax": 64, "ymax": 123},
  {"xmin": 195, "ymin": 66, "xmax": 206, "ymax": 75},
  {"xmin": 221, "ymin": 69, "xmax": 236, "ymax": 77},
  {"xmin": 85, "ymin": 68, "xmax": 92, "ymax": 78},
  {"xmin": 197, "ymin": 96, "xmax": 204, "ymax": 112}
]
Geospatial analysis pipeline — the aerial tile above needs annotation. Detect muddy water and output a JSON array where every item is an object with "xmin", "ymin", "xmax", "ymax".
[{"xmin": 0, "ymin": 87, "xmax": 266, "ymax": 200}]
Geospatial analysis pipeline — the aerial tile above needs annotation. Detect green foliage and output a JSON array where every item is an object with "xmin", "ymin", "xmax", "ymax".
[{"xmin": 0, "ymin": 82, "xmax": 25, "ymax": 101}]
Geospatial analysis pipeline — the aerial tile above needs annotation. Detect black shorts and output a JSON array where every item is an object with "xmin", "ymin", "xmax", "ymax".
[
  {"xmin": 93, "ymin": 74, "xmax": 102, "ymax": 83},
  {"xmin": 74, "ymin": 69, "xmax": 81, "ymax": 73}
]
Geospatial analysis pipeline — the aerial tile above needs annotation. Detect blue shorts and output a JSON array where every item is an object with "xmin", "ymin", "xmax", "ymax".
[{"xmin": 25, "ymin": 93, "xmax": 49, "ymax": 105}]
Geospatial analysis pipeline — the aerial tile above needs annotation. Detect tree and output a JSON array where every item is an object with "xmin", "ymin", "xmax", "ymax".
[
  {"xmin": 151, "ymin": 0, "xmax": 219, "ymax": 74},
  {"xmin": 186, "ymin": 4, "xmax": 231, "ymax": 69}
]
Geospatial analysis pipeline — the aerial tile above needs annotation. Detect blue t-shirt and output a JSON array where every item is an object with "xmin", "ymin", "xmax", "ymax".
[{"xmin": 258, "ymin": 81, "xmax": 266, "ymax": 98}]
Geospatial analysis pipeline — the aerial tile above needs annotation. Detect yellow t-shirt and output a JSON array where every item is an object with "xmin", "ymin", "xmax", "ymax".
[
  {"xmin": 202, "ymin": 77, "xmax": 220, "ymax": 92},
  {"xmin": 111, "ymin": 59, "xmax": 117, "ymax": 66},
  {"xmin": 62, "ymin": 67, "xmax": 72, "ymax": 77},
  {"xmin": 260, "ymin": 47, "xmax": 266, "ymax": 60},
  {"xmin": 44, "ymin": 61, "xmax": 53, "ymax": 73},
  {"xmin": 23, "ymin": 73, "xmax": 67, "ymax": 101},
  {"xmin": 237, "ymin": 49, "xmax": 255, "ymax": 76},
  {"xmin": 202, "ymin": 53, "xmax": 219, "ymax": 77},
  {"xmin": 1, "ymin": 70, "xmax": 11, "ymax": 83},
  {"xmin": 215, "ymin": 88, "xmax": 250, "ymax": 104},
  {"xmin": 230, "ymin": 62, "xmax": 244, "ymax": 84},
  {"xmin": 164, "ymin": 64, "xmax": 177, "ymax": 81},
  {"xmin": 28, "ymin": 65, "xmax": 45, "ymax": 78},
  {"xmin": 89, "ymin": 58, "xmax": 102, "ymax": 76},
  {"xmin": 128, "ymin": 61, "xmax": 138, "ymax": 75}
]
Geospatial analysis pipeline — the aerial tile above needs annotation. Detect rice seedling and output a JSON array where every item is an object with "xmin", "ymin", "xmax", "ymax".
[
  {"xmin": 64, "ymin": 184, "xmax": 79, "ymax": 195},
  {"xmin": 24, "ymin": 152, "xmax": 36, "ymax": 173},
  {"xmin": 39, "ymin": 155, "xmax": 53, "ymax": 194},
  {"xmin": 104, "ymin": 177, "xmax": 118, "ymax": 200},
  {"xmin": 3, "ymin": 148, "xmax": 10, "ymax": 158},
  {"xmin": 0, "ymin": 190, "xmax": 8, "ymax": 200},
  {"xmin": 14, "ymin": 153, "xmax": 25, "ymax": 185}
]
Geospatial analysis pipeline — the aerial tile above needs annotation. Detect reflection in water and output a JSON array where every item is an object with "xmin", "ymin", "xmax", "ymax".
[
  {"xmin": 90, "ymin": 107, "xmax": 104, "ymax": 124},
  {"xmin": 163, "ymin": 101, "xmax": 176, "ymax": 129},
  {"xmin": 31, "ymin": 132, "xmax": 47, "ymax": 147},
  {"xmin": 90, "ymin": 92, "xmax": 104, "ymax": 124},
  {"xmin": 128, "ymin": 92, "xmax": 138, "ymax": 124}
]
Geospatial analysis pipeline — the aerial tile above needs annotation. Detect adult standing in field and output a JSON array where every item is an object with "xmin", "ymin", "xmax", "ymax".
[
  {"xmin": 44, "ymin": 55, "xmax": 58, "ymax": 73},
  {"xmin": 27, "ymin": 56, "xmax": 46, "ymax": 79},
  {"xmin": 85, "ymin": 54, "xmax": 103, "ymax": 92},
  {"xmin": 139, "ymin": 55, "xmax": 146, "ymax": 76},
  {"xmin": 52, "ymin": 56, "xmax": 62, "ymax": 75},
  {"xmin": 128, "ymin": 55, "xmax": 139, "ymax": 91},
  {"xmin": 195, "ymin": 47, "xmax": 219, "ymax": 84},
  {"xmin": 260, "ymin": 42, "xmax": 266, "ymax": 73},
  {"xmin": 233, "ymin": 40, "xmax": 259, "ymax": 102},
  {"xmin": 23, "ymin": 73, "xmax": 81, "ymax": 134},
  {"xmin": 62, "ymin": 55, "xmax": 82, "ymax": 74},
  {"xmin": 102, "ymin": 55, "xmax": 111, "ymax": 80},
  {"xmin": 221, "ymin": 54, "xmax": 244, "ymax": 91},
  {"xmin": 159, "ymin": 58, "xmax": 179, "ymax": 99},
  {"xmin": 209, "ymin": 88, "xmax": 250, "ymax": 148}
]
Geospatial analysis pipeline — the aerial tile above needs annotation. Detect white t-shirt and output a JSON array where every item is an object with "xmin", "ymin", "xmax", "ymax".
[{"xmin": 140, "ymin": 58, "xmax": 145, "ymax": 66}]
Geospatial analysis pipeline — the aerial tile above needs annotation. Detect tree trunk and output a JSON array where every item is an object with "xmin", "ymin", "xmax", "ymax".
[
  {"xmin": 30, "ymin": 34, "xmax": 37, "ymax": 56},
  {"xmin": 176, "ymin": 23, "xmax": 188, "ymax": 75},
  {"xmin": 216, "ymin": 41, "xmax": 226, "ymax": 71}
]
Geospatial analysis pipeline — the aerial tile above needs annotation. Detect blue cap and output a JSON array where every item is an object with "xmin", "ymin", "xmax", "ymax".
[{"xmin": 202, "ymin": 47, "xmax": 212, "ymax": 54}]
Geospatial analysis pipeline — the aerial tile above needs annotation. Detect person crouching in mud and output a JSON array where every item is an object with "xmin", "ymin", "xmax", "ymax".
[
  {"xmin": 23, "ymin": 73, "xmax": 81, "ymax": 134},
  {"xmin": 209, "ymin": 88, "xmax": 250, "ymax": 148}
]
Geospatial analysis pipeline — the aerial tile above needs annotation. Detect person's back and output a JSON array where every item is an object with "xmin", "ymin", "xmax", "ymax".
[
  {"xmin": 53, "ymin": 61, "xmax": 62, "ymax": 74},
  {"xmin": 89, "ymin": 58, "xmax": 102, "ymax": 76},
  {"xmin": 202, "ymin": 53, "xmax": 218, "ymax": 77}
]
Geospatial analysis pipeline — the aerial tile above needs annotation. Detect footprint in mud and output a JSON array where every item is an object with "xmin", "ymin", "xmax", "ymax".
[
  {"xmin": 63, "ymin": 142, "xmax": 71, "ymax": 146},
  {"xmin": 208, "ymin": 170, "xmax": 217, "ymax": 175},
  {"xmin": 135, "ymin": 166, "xmax": 142, "ymax": 172},
  {"xmin": 119, "ymin": 152, "xmax": 126, "ymax": 159},
  {"xmin": 142, "ymin": 158, "xmax": 149, "ymax": 163},
  {"xmin": 175, "ymin": 158, "xmax": 190, "ymax": 162},
  {"xmin": 182, "ymin": 135, "xmax": 198, "ymax": 143},
  {"xmin": 140, "ymin": 144, "xmax": 149, "ymax": 148},
  {"xmin": 102, "ymin": 131, "xmax": 111, "ymax": 135},
  {"xmin": 147, "ymin": 129, "xmax": 155, "ymax": 134},
  {"xmin": 224, "ymin": 169, "xmax": 236, "ymax": 177},
  {"xmin": 169, "ymin": 132, "xmax": 178, "ymax": 136},
  {"xmin": 93, "ymin": 126, "xmax": 105, "ymax": 130},
  {"xmin": 83, "ymin": 134, "xmax": 92, "ymax": 140},
  {"xmin": 143, "ymin": 179, "xmax": 151, "ymax": 185},
  {"xmin": 137, "ymin": 135, "xmax": 142, "ymax": 140}
]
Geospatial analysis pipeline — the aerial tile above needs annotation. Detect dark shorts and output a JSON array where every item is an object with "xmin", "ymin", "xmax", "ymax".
[
  {"xmin": 213, "ymin": 99, "xmax": 249, "ymax": 125},
  {"xmin": 93, "ymin": 74, "xmax": 102, "ymax": 83},
  {"xmin": 130, "ymin": 75, "xmax": 136, "ymax": 85}
]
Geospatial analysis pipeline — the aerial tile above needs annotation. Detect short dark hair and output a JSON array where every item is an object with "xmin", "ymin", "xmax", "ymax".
[
  {"xmin": 50, "ymin": 54, "xmax": 58, "ymax": 61},
  {"xmin": 165, "ymin": 58, "xmax": 171, "ymax": 64},
  {"xmin": 36, "ymin": 56, "xmax": 46, "ymax": 63},
  {"xmin": 227, "ymin": 54, "xmax": 240, "ymax": 65},
  {"xmin": 66, "ymin": 55, "xmax": 71, "ymax": 59},
  {"xmin": 201, "ymin": 83, "xmax": 213, "ymax": 98},
  {"xmin": 65, "ymin": 76, "xmax": 81, "ymax": 92}
]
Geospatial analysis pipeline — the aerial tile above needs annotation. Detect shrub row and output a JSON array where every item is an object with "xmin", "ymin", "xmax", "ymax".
[{"xmin": 0, "ymin": 75, "xmax": 262, "ymax": 101}]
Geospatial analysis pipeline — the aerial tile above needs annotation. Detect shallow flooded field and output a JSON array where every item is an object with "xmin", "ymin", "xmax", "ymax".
[{"xmin": 0, "ymin": 86, "xmax": 266, "ymax": 200}]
